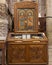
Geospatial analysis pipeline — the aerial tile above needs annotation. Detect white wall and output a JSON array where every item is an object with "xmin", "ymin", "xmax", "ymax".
[
  {"xmin": 46, "ymin": 0, "xmax": 52, "ymax": 45},
  {"xmin": 0, "ymin": 0, "xmax": 6, "ymax": 3}
]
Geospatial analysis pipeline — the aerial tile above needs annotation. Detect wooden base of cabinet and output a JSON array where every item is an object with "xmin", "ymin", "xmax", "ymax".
[
  {"xmin": 6, "ymin": 33, "xmax": 48, "ymax": 65},
  {"xmin": 6, "ymin": 43, "xmax": 48, "ymax": 65}
]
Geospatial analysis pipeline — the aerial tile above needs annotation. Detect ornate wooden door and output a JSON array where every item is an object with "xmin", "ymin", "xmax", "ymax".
[
  {"xmin": 7, "ymin": 42, "xmax": 27, "ymax": 64},
  {"xmin": 28, "ymin": 45, "xmax": 47, "ymax": 63}
]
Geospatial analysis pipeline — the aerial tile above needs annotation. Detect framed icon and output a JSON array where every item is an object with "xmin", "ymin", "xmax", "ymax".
[{"xmin": 14, "ymin": 1, "xmax": 38, "ymax": 32}]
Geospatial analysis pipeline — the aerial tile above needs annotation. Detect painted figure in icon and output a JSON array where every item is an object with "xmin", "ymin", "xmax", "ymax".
[{"xmin": 19, "ymin": 9, "xmax": 34, "ymax": 30}]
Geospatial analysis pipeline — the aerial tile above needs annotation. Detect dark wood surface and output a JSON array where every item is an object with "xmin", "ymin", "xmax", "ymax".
[
  {"xmin": 0, "ymin": 41, "xmax": 6, "ymax": 65},
  {"xmin": 39, "ymin": 17, "xmax": 46, "ymax": 33}
]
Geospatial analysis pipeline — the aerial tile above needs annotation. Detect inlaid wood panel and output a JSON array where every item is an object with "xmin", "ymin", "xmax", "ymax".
[
  {"xmin": 7, "ymin": 44, "xmax": 27, "ymax": 64},
  {"xmin": 29, "ymin": 45, "xmax": 47, "ymax": 63},
  {"xmin": 7, "ymin": 41, "xmax": 48, "ymax": 64}
]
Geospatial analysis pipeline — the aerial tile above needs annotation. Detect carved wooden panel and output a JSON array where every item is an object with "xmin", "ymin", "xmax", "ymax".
[
  {"xmin": 7, "ymin": 42, "xmax": 48, "ymax": 64},
  {"xmin": 7, "ymin": 44, "xmax": 27, "ymax": 64},
  {"xmin": 29, "ymin": 45, "xmax": 47, "ymax": 63}
]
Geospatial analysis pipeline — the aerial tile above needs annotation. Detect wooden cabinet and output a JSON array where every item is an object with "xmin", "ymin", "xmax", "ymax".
[
  {"xmin": 7, "ymin": 33, "xmax": 48, "ymax": 65},
  {"xmin": 7, "ymin": 1, "xmax": 48, "ymax": 65}
]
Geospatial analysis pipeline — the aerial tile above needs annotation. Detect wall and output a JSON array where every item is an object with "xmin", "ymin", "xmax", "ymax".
[
  {"xmin": 46, "ymin": 0, "xmax": 52, "ymax": 45},
  {"xmin": 38, "ymin": 0, "xmax": 46, "ymax": 17},
  {"xmin": 46, "ymin": 0, "xmax": 52, "ymax": 65},
  {"xmin": 0, "ymin": 0, "xmax": 6, "ymax": 3}
]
